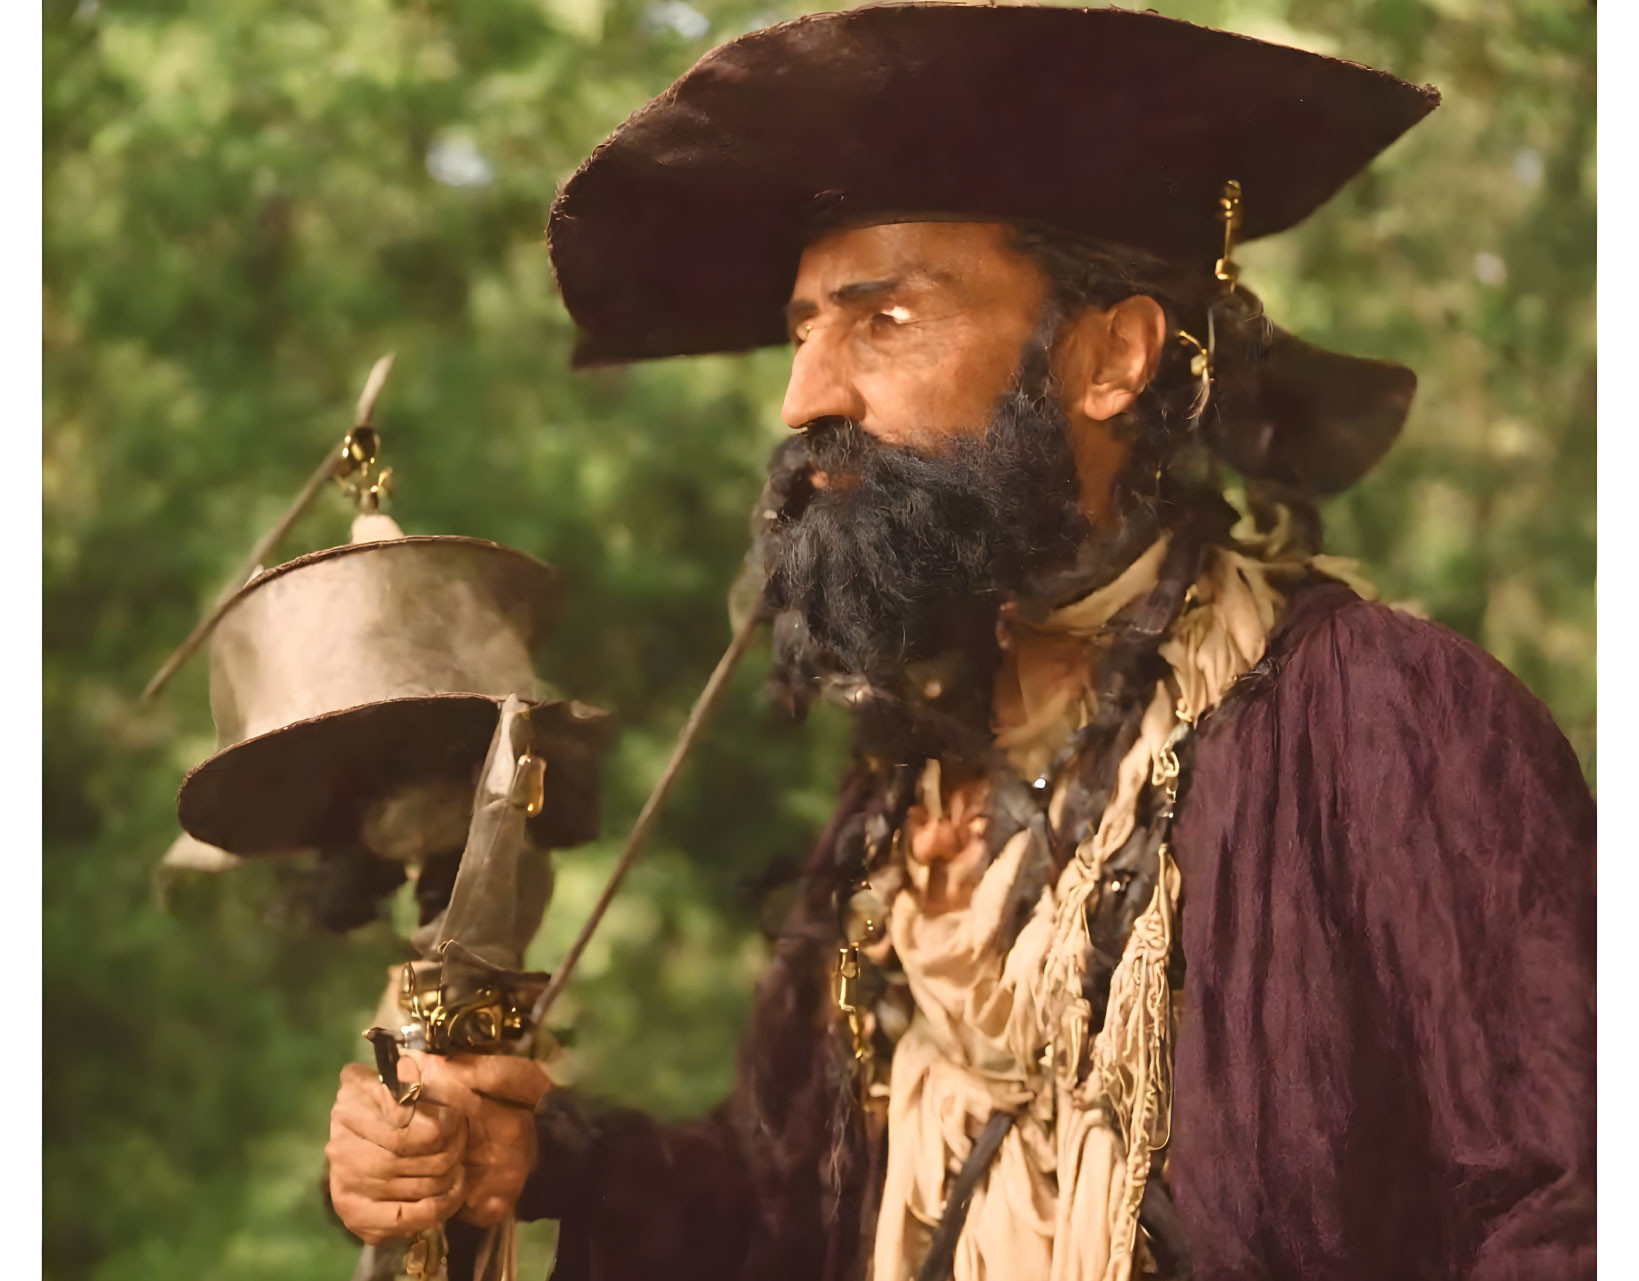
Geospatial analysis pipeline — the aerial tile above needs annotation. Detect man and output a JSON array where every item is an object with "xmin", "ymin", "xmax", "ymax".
[{"xmin": 327, "ymin": 7, "xmax": 1595, "ymax": 1278}]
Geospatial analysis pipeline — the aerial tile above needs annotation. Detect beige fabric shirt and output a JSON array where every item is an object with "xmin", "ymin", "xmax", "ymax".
[{"xmin": 870, "ymin": 533, "xmax": 1361, "ymax": 1281}]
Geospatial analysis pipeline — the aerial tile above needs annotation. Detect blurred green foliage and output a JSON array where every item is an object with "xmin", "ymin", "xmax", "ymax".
[{"xmin": 42, "ymin": 0, "xmax": 1593, "ymax": 1277}]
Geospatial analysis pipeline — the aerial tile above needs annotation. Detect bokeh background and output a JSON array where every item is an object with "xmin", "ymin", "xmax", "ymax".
[{"xmin": 42, "ymin": 0, "xmax": 1594, "ymax": 1276}]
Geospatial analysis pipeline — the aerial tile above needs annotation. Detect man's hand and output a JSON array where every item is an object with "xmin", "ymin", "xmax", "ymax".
[
  {"xmin": 405, "ymin": 1052, "xmax": 553, "ymax": 1227},
  {"xmin": 327, "ymin": 1056, "xmax": 469, "ymax": 1245}
]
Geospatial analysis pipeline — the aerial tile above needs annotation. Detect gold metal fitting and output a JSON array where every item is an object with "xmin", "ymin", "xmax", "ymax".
[
  {"xmin": 1175, "ymin": 328, "xmax": 1213, "ymax": 422},
  {"xmin": 335, "ymin": 425, "xmax": 393, "ymax": 513},
  {"xmin": 512, "ymin": 752, "xmax": 548, "ymax": 817},
  {"xmin": 1214, "ymin": 178, "xmax": 1243, "ymax": 291},
  {"xmin": 835, "ymin": 944, "xmax": 861, "ymax": 1010},
  {"xmin": 1150, "ymin": 743, "xmax": 1181, "ymax": 791},
  {"xmin": 338, "ymin": 425, "xmax": 379, "ymax": 476},
  {"xmin": 1176, "ymin": 328, "xmax": 1210, "ymax": 379},
  {"xmin": 404, "ymin": 1228, "xmax": 446, "ymax": 1281},
  {"xmin": 399, "ymin": 963, "xmax": 522, "ymax": 1054},
  {"xmin": 834, "ymin": 944, "xmax": 870, "ymax": 1063}
]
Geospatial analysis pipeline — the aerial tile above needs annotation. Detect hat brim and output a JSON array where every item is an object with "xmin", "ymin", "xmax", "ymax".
[
  {"xmin": 178, "ymin": 694, "xmax": 615, "ymax": 857},
  {"xmin": 548, "ymin": 3, "xmax": 1439, "ymax": 366},
  {"xmin": 1221, "ymin": 326, "xmax": 1418, "ymax": 496}
]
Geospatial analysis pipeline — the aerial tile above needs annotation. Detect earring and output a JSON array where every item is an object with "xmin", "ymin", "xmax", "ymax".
[
  {"xmin": 1214, "ymin": 179, "xmax": 1243, "ymax": 293},
  {"xmin": 1176, "ymin": 179, "xmax": 1246, "ymax": 426},
  {"xmin": 1175, "ymin": 328, "xmax": 1212, "ymax": 422}
]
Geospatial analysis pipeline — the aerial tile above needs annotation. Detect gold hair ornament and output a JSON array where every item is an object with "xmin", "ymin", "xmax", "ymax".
[
  {"xmin": 1175, "ymin": 327, "xmax": 1212, "ymax": 422},
  {"xmin": 1214, "ymin": 178, "xmax": 1243, "ymax": 292},
  {"xmin": 1174, "ymin": 178, "xmax": 1244, "ymax": 424}
]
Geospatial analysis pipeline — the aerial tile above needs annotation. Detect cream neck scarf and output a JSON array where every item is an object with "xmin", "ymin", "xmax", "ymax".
[{"xmin": 871, "ymin": 528, "xmax": 1372, "ymax": 1281}]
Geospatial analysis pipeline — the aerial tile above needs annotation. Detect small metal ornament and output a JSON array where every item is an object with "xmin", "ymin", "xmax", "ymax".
[
  {"xmin": 1175, "ymin": 328, "xmax": 1213, "ymax": 423},
  {"xmin": 1174, "ymin": 178, "xmax": 1246, "ymax": 425},
  {"xmin": 835, "ymin": 943, "xmax": 869, "ymax": 1063},
  {"xmin": 1214, "ymin": 177, "xmax": 1244, "ymax": 292},
  {"xmin": 337, "ymin": 422, "xmax": 394, "ymax": 514}
]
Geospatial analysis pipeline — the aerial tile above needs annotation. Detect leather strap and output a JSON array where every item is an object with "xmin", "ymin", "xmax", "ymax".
[{"xmin": 913, "ymin": 1111, "xmax": 1017, "ymax": 1281}]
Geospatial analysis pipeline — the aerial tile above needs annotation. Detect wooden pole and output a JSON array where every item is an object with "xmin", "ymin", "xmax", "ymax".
[
  {"xmin": 530, "ymin": 606, "xmax": 763, "ymax": 1023},
  {"xmin": 140, "ymin": 354, "xmax": 396, "ymax": 701}
]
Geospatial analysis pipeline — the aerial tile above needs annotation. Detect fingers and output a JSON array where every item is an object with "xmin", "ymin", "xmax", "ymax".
[
  {"xmin": 387, "ymin": 1052, "xmax": 422, "ymax": 1129},
  {"xmin": 465, "ymin": 1103, "xmax": 538, "ymax": 1167},
  {"xmin": 331, "ymin": 1052, "xmax": 547, "ymax": 1236},
  {"xmin": 331, "ymin": 1090, "xmax": 463, "ymax": 1158},
  {"xmin": 324, "ymin": 1128, "xmax": 463, "ymax": 1200},
  {"xmin": 457, "ymin": 1091, "xmax": 539, "ymax": 1226},
  {"xmin": 328, "ymin": 1059, "xmax": 471, "ymax": 1247},
  {"xmin": 333, "ymin": 1063, "xmax": 467, "ymax": 1158},
  {"xmin": 339, "ymin": 1061, "xmax": 380, "ymax": 1091},
  {"xmin": 332, "ymin": 1168, "xmax": 468, "ymax": 1246},
  {"xmin": 410, "ymin": 1054, "xmax": 546, "ymax": 1228},
  {"xmin": 454, "ymin": 1127, "xmax": 526, "ymax": 1227}
]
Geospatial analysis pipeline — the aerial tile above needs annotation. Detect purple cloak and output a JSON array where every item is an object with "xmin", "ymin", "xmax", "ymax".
[{"xmin": 521, "ymin": 584, "xmax": 1596, "ymax": 1280}]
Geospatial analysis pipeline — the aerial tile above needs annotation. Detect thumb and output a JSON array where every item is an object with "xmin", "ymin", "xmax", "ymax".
[
  {"xmin": 402, "ymin": 1051, "xmax": 471, "ymax": 1108},
  {"xmin": 463, "ymin": 1055, "xmax": 553, "ymax": 1109}
]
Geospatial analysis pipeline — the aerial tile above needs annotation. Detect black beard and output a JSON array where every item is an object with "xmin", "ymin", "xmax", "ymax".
[{"xmin": 762, "ymin": 347, "xmax": 1088, "ymax": 691}]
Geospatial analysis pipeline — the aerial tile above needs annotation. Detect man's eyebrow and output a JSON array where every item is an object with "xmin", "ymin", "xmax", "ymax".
[
  {"xmin": 831, "ymin": 277, "xmax": 902, "ymax": 305},
  {"xmin": 783, "ymin": 276, "xmax": 918, "ymax": 332}
]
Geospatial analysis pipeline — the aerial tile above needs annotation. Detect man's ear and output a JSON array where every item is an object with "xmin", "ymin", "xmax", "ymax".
[{"xmin": 1059, "ymin": 295, "xmax": 1169, "ymax": 423}]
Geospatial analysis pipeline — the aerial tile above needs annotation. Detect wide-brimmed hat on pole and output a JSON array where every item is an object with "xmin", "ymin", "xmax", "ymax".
[{"xmin": 177, "ymin": 526, "xmax": 613, "ymax": 858}]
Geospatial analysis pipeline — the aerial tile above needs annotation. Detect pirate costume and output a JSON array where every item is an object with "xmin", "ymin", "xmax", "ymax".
[{"xmin": 514, "ymin": 7, "xmax": 1595, "ymax": 1279}]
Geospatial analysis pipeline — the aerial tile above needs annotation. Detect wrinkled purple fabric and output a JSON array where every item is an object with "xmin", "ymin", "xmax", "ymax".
[
  {"xmin": 526, "ymin": 586, "xmax": 1596, "ymax": 1280},
  {"xmin": 1168, "ymin": 585, "xmax": 1595, "ymax": 1280}
]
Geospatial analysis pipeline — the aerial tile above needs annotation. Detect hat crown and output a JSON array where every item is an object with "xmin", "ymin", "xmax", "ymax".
[
  {"xmin": 207, "ymin": 535, "xmax": 559, "ymax": 748},
  {"xmin": 548, "ymin": 2, "xmax": 1438, "ymax": 369},
  {"xmin": 176, "ymin": 529, "xmax": 611, "ymax": 859}
]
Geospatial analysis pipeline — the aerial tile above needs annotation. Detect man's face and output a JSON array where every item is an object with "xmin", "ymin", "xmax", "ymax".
[
  {"xmin": 781, "ymin": 221, "xmax": 1050, "ymax": 451},
  {"xmin": 763, "ymin": 221, "xmax": 1089, "ymax": 688}
]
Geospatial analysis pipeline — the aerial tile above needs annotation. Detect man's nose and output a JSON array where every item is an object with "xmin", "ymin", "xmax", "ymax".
[{"xmin": 782, "ymin": 336, "xmax": 867, "ymax": 430}]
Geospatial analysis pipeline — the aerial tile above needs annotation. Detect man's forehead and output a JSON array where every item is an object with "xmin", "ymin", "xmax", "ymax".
[{"xmin": 787, "ymin": 220, "xmax": 1035, "ymax": 303}]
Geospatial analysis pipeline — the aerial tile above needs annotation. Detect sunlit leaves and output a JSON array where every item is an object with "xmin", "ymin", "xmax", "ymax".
[{"xmin": 43, "ymin": 1, "xmax": 1594, "ymax": 1276}]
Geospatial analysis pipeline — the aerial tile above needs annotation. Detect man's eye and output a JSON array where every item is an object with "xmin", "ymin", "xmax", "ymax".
[{"xmin": 871, "ymin": 306, "xmax": 911, "ymax": 331}]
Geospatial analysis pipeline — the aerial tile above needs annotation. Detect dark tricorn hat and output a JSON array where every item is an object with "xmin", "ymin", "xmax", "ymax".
[{"xmin": 548, "ymin": 2, "xmax": 1439, "ymax": 494}]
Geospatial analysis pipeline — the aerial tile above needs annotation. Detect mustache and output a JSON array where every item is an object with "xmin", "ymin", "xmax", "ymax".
[
  {"xmin": 792, "ymin": 418, "xmax": 991, "ymax": 525},
  {"xmin": 799, "ymin": 416, "xmax": 899, "ymax": 480},
  {"xmin": 762, "ymin": 369, "xmax": 1088, "ymax": 686},
  {"xmin": 799, "ymin": 416, "xmax": 988, "ymax": 480}
]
